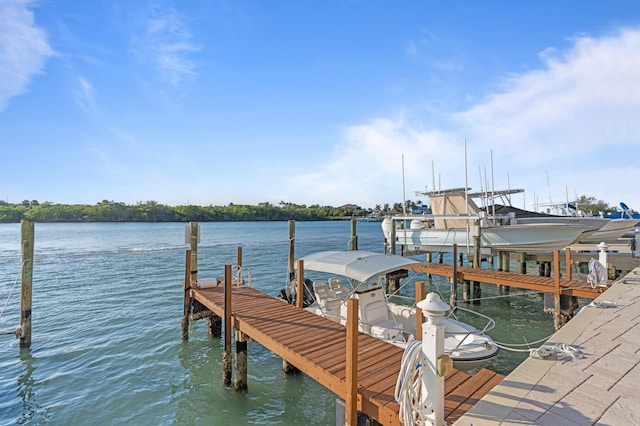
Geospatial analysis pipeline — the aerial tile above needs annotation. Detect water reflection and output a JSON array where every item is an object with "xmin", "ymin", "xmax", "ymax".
[{"xmin": 15, "ymin": 348, "xmax": 49, "ymax": 425}]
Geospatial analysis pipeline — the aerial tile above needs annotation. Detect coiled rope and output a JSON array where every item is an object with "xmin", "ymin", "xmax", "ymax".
[
  {"xmin": 587, "ymin": 258, "xmax": 606, "ymax": 288},
  {"xmin": 529, "ymin": 343, "xmax": 584, "ymax": 359},
  {"xmin": 394, "ymin": 340, "xmax": 436, "ymax": 425},
  {"xmin": 492, "ymin": 335, "xmax": 583, "ymax": 360}
]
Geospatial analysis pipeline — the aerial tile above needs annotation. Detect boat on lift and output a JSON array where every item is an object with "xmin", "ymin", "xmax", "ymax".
[
  {"xmin": 384, "ymin": 189, "xmax": 589, "ymax": 254},
  {"xmin": 278, "ymin": 250, "xmax": 499, "ymax": 371}
]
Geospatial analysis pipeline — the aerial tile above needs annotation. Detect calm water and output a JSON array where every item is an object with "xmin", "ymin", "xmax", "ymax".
[{"xmin": 0, "ymin": 221, "xmax": 559, "ymax": 425}]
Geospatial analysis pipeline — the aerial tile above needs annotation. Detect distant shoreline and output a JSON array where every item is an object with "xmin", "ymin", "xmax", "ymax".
[{"xmin": 0, "ymin": 200, "xmax": 390, "ymax": 224}]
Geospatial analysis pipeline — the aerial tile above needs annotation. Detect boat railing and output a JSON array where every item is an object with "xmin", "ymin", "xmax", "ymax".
[
  {"xmin": 233, "ymin": 265, "xmax": 252, "ymax": 287},
  {"xmin": 447, "ymin": 305, "xmax": 496, "ymax": 333},
  {"xmin": 446, "ymin": 306, "xmax": 496, "ymax": 351}
]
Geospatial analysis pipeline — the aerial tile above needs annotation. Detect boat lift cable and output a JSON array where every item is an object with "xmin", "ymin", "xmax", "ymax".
[{"xmin": 0, "ymin": 260, "xmax": 24, "ymax": 320}]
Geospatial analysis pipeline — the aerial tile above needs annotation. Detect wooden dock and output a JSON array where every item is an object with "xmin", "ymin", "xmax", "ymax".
[
  {"xmin": 411, "ymin": 262, "xmax": 606, "ymax": 300},
  {"xmin": 189, "ymin": 285, "xmax": 504, "ymax": 425}
]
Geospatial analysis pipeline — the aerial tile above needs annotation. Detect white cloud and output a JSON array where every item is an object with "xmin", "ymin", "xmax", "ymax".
[
  {"xmin": 286, "ymin": 114, "xmax": 462, "ymax": 206},
  {"xmin": 130, "ymin": 5, "xmax": 199, "ymax": 86},
  {"xmin": 457, "ymin": 27, "xmax": 640, "ymax": 163},
  {"xmin": 74, "ymin": 76, "xmax": 96, "ymax": 115},
  {"xmin": 0, "ymin": 0, "xmax": 54, "ymax": 111},
  {"xmin": 287, "ymin": 26, "xmax": 640, "ymax": 210},
  {"xmin": 455, "ymin": 27, "xmax": 640, "ymax": 208}
]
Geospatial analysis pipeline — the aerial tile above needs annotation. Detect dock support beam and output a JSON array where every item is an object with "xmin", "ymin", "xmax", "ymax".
[
  {"xmin": 234, "ymin": 330, "xmax": 248, "ymax": 391},
  {"xmin": 520, "ymin": 252, "xmax": 527, "ymax": 274},
  {"xmin": 17, "ymin": 219, "xmax": 34, "ymax": 348}
]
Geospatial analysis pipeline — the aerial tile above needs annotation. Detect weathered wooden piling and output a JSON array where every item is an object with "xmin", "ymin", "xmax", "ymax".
[
  {"xmin": 282, "ymin": 232, "xmax": 300, "ymax": 374},
  {"xmin": 472, "ymin": 235, "xmax": 481, "ymax": 304},
  {"xmin": 181, "ymin": 250, "xmax": 192, "ymax": 340},
  {"xmin": 17, "ymin": 219, "xmax": 34, "ymax": 348},
  {"xmin": 287, "ymin": 220, "xmax": 295, "ymax": 282},
  {"xmin": 234, "ymin": 330, "xmax": 248, "ymax": 391},
  {"xmin": 542, "ymin": 250, "xmax": 579, "ymax": 330},
  {"xmin": 463, "ymin": 279, "xmax": 471, "ymax": 303},
  {"xmin": 188, "ymin": 221, "xmax": 199, "ymax": 285},
  {"xmin": 497, "ymin": 251, "xmax": 511, "ymax": 294},
  {"xmin": 222, "ymin": 264, "xmax": 232, "ymax": 387},
  {"xmin": 349, "ymin": 218, "xmax": 358, "ymax": 250},
  {"xmin": 390, "ymin": 219, "xmax": 396, "ymax": 255},
  {"xmin": 181, "ymin": 222, "xmax": 200, "ymax": 340}
]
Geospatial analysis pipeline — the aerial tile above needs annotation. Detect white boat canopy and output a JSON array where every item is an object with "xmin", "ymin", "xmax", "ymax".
[{"xmin": 296, "ymin": 250, "xmax": 421, "ymax": 284}]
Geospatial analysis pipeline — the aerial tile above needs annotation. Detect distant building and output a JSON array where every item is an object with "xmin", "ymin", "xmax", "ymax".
[
  {"xmin": 411, "ymin": 205, "xmax": 431, "ymax": 214},
  {"xmin": 340, "ymin": 204, "xmax": 362, "ymax": 210}
]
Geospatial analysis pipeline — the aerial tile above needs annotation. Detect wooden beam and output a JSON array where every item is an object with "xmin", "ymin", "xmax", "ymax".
[
  {"xmin": 345, "ymin": 297, "xmax": 359, "ymax": 426},
  {"xmin": 296, "ymin": 259, "xmax": 304, "ymax": 308}
]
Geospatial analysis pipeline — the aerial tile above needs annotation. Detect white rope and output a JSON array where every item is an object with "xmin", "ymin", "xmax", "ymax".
[
  {"xmin": 529, "ymin": 343, "xmax": 583, "ymax": 360},
  {"xmin": 587, "ymin": 258, "xmax": 605, "ymax": 288},
  {"xmin": 0, "ymin": 260, "xmax": 24, "ymax": 319},
  {"xmin": 492, "ymin": 335, "xmax": 583, "ymax": 360},
  {"xmin": 395, "ymin": 340, "xmax": 430, "ymax": 425}
]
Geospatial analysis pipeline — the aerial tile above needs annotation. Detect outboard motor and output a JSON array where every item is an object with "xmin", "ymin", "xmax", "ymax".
[{"xmin": 278, "ymin": 278, "xmax": 315, "ymax": 308}]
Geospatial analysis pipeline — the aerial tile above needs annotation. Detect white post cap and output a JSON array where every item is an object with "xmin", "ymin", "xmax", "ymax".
[{"xmin": 417, "ymin": 292, "xmax": 450, "ymax": 325}]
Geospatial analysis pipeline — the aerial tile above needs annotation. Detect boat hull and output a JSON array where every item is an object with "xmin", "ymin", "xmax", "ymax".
[
  {"xmin": 304, "ymin": 301, "xmax": 500, "ymax": 371},
  {"xmin": 395, "ymin": 223, "xmax": 587, "ymax": 253},
  {"xmin": 515, "ymin": 216, "xmax": 637, "ymax": 244}
]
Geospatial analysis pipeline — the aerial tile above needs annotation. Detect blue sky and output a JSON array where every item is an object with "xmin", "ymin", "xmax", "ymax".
[{"xmin": 2, "ymin": 1, "xmax": 639, "ymax": 211}]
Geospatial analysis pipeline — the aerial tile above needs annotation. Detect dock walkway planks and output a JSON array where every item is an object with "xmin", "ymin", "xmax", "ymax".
[
  {"xmin": 191, "ymin": 285, "xmax": 504, "ymax": 425},
  {"xmin": 411, "ymin": 262, "xmax": 605, "ymax": 299}
]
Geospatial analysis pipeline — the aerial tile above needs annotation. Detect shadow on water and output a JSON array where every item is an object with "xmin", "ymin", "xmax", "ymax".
[{"xmin": 174, "ymin": 325, "xmax": 336, "ymax": 425}]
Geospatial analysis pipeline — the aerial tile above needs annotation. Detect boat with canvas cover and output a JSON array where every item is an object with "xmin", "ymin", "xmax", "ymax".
[
  {"xmin": 385, "ymin": 190, "xmax": 590, "ymax": 254},
  {"xmin": 277, "ymin": 250, "xmax": 499, "ymax": 371}
]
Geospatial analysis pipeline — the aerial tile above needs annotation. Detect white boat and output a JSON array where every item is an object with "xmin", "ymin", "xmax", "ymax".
[
  {"xmin": 385, "ymin": 190, "xmax": 589, "ymax": 254},
  {"xmin": 488, "ymin": 203, "xmax": 638, "ymax": 244},
  {"xmin": 278, "ymin": 250, "xmax": 499, "ymax": 371}
]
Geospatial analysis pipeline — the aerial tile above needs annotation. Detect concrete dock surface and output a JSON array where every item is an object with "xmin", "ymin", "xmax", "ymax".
[{"xmin": 455, "ymin": 261, "xmax": 640, "ymax": 425}]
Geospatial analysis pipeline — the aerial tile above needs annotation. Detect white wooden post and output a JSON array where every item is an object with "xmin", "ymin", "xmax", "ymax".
[{"xmin": 416, "ymin": 293, "xmax": 450, "ymax": 426}]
